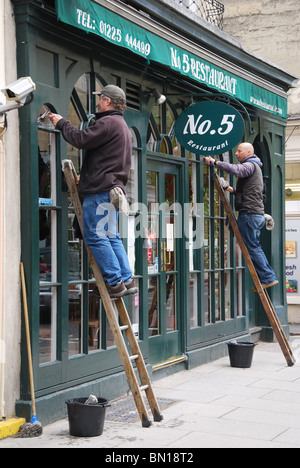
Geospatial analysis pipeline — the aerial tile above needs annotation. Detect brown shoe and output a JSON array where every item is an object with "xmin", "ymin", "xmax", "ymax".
[
  {"xmin": 106, "ymin": 281, "xmax": 127, "ymax": 298},
  {"xmin": 124, "ymin": 279, "xmax": 138, "ymax": 296}
]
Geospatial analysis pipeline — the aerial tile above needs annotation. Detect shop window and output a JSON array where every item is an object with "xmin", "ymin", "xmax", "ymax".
[
  {"xmin": 64, "ymin": 74, "xmax": 141, "ymax": 353},
  {"xmin": 147, "ymin": 101, "xmax": 179, "ymax": 155},
  {"xmin": 38, "ymin": 104, "xmax": 59, "ymax": 364},
  {"xmin": 188, "ymin": 153, "xmax": 201, "ymax": 328},
  {"xmin": 66, "ymin": 74, "xmax": 98, "ymax": 356},
  {"xmin": 126, "ymin": 128, "xmax": 141, "ymax": 338},
  {"xmin": 201, "ymin": 151, "xmax": 245, "ymax": 326}
]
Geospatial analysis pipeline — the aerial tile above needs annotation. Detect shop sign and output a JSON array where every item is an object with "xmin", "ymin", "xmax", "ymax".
[
  {"xmin": 286, "ymin": 219, "xmax": 300, "ymax": 299},
  {"xmin": 55, "ymin": 0, "xmax": 287, "ymax": 119},
  {"xmin": 174, "ymin": 101, "xmax": 245, "ymax": 155}
]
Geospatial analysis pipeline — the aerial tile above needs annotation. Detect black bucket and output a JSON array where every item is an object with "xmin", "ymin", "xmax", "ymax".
[
  {"xmin": 227, "ymin": 342, "xmax": 257, "ymax": 368},
  {"xmin": 65, "ymin": 397, "xmax": 110, "ymax": 437}
]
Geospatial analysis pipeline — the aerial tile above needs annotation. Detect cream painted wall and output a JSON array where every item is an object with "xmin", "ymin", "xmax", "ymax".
[{"xmin": 0, "ymin": 0, "xmax": 21, "ymax": 419}]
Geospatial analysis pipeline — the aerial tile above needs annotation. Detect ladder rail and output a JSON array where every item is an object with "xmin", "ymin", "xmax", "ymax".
[
  {"xmin": 62, "ymin": 160, "xmax": 163, "ymax": 426},
  {"xmin": 214, "ymin": 173, "xmax": 295, "ymax": 367}
]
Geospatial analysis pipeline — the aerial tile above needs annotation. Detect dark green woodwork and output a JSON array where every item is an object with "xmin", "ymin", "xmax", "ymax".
[{"xmin": 13, "ymin": 0, "xmax": 289, "ymax": 424}]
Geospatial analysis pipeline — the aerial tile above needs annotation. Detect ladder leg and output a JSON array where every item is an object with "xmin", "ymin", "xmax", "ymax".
[
  {"xmin": 214, "ymin": 173, "xmax": 296, "ymax": 367},
  {"xmin": 115, "ymin": 299, "xmax": 164, "ymax": 422}
]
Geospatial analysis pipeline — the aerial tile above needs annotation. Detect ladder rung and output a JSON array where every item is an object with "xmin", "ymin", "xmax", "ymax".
[
  {"xmin": 139, "ymin": 385, "xmax": 149, "ymax": 392},
  {"xmin": 130, "ymin": 354, "xmax": 139, "ymax": 361},
  {"xmin": 119, "ymin": 325, "xmax": 129, "ymax": 331}
]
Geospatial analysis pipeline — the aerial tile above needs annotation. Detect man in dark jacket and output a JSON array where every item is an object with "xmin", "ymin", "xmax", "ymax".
[
  {"xmin": 205, "ymin": 143, "xmax": 278, "ymax": 289},
  {"xmin": 49, "ymin": 85, "xmax": 137, "ymax": 298}
]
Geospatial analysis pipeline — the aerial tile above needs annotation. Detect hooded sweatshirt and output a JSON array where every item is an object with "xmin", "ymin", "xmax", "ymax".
[
  {"xmin": 216, "ymin": 155, "xmax": 265, "ymax": 215},
  {"xmin": 56, "ymin": 110, "xmax": 132, "ymax": 195}
]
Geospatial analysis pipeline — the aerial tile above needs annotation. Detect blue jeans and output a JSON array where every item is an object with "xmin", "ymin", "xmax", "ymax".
[
  {"xmin": 237, "ymin": 212, "xmax": 278, "ymax": 285},
  {"xmin": 82, "ymin": 192, "xmax": 132, "ymax": 286}
]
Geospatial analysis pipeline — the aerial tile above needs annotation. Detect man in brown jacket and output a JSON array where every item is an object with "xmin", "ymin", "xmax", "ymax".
[{"xmin": 49, "ymin": 85, "xmax": 137, "ymax": 298}]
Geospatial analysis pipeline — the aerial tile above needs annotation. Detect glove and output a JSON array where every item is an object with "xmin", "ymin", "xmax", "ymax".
[
  {"xmin": 264, "ymin": 214, "xmax": 275, "ymax": 231},
  {"xmin": 220, "ymin": 177, "xmax": 229, "ymax": 190}
]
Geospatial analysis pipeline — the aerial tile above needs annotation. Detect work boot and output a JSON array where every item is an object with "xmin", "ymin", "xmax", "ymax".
[
  {"xmin": 124, "ymin": 279, "xmax": 138, "ymax": 296},
  {"xmin": 105, "ymin": 281, "xmax": 127, "ymax": 298}
]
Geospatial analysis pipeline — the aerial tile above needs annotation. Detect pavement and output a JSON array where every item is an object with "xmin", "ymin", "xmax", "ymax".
[{"xmin": 1, "ymin": 338, "xmax": 300, "ymax": 449}]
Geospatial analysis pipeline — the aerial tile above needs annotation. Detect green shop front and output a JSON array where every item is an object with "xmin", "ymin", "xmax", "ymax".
[{"xmin": 13, "ymin": 0, "xmax": 296, "ymax": 424}]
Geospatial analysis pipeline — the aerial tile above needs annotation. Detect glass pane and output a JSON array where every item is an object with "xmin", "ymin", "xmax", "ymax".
[
  {"xmin": 286, "ymin": 163, "xmax": 300, "ymax": 200},
  {"xmin": 148, "ymin": 277, "xmax": 159, "ymax": 336},
  {"xmin": 88, "ymin": 282, "xmax": 101, "ymax": 352},
  {"xmin": 215, "ymin": 273, "xmax": 221, "ymax": 322},
  {"xmin": 39, "ymin": 211, "xmax": 52, "ymax": 281},
  {"xmin": 165, "ymin": 174, "xmax": 175, "ymax": 206},
  {"xmin": 165, "ymin": 174, "xmax": 176, "ymax": 271},
  {"xmin": 166, "ymin": 274, "xmax": 176, "ymax": 332},
  {"xmin": 148, "ymin": 214, "xmax": 159, "ymax": 274},
  {"xmin": 38, "ymin": 133, "xmax": 51, "ymax": 200},
  {"xmin": 66, "ymin": 102, "xmax": 81, "ymax": 173},
  {"xmin": 68, "ymin": 284, "xmax": 82, "ymax": 356},
  {"xmin": 38, "ymin": 125, "xmax": 57, "ymax": 364},
  {"xmin": 189, "ymin": 162, "xmax": 197, "ymax": 212},
  {"xmin": 189, "ymin": 274, "xmax": 198, "ymax": 328},
  {"xmin": 127, "ymin": 146, "xmax": 138, "ymax": 206},
  {"xmin": 214, "ymin": 219, "xmax": 220, "ymax": 269},
  {"xmin": 225, "ymin": 272, "xmax": 231, "ymax": 320},
  {"xmin": 147, "ymin": 171, "xmax": 159, "ymax": 275},
  {"xmin": 67, "ymin": 214, "xmax": 82, "ymax": 281},
  {"xmin": 127, "ymin": 280, "xmax": 140, "ymax": 340},
  {"xmin": 203, "ymin": 164, "xmax": 210, "ymax": 215},
  {"xmin": 204, "ymin": 218, "xmax": 210, "ymax": 270},
  {"xmin": 106, "ymin": 318, "xmax": 115, "ymax": 349},
  {"xmin": 74, "ymin": 73, "xmax": 91, "ymax": 116},
  {"xmin": 39, "ymin": 287, "xmax": 57, "ymax": 364},
  {"xmin": 166, "ymin": 103, "xmax": 175, "ymax": 136},
  {"xmin": 237, "ymin": 270, "xmax": 243, "ymax": 317},
  {"xmin": 204, "ymin": 273, "xmax": 211, "ymax": 324},
  {"xmin": 147, "ymin": 171, "xmax": 158, "ymax": 210},
  {"xmin": 152, "ymin": 104, "xmax": 162, "ymax": 134},
  {"xmin": 165, "ymin": 218, "xmax": 176, "ymax": 271}
]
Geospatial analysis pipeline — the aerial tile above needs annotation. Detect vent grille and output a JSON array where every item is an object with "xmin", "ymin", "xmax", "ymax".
[{"xmin": 126, "ymin": 81, "xmax": 141, "ymax": 111}]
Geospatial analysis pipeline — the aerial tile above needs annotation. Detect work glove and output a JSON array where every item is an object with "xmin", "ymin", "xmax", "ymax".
[{"xmin": 264, "ymin": 214, "xmax": 275, "ymax": 231}]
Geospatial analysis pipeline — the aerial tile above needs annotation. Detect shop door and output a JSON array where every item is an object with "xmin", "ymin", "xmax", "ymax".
[{"xmin": 147, "ymin": 161, "xmax": 183, "ymax": 364}]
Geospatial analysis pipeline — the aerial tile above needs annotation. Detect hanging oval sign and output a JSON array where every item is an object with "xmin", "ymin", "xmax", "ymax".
[{"xmin": 175, "ymin": 101, "xmax": 245, "ymax": 156}]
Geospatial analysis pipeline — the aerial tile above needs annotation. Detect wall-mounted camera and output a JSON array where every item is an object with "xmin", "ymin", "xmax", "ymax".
[{"xmin": 0, "ymin": 77, "xmax": 36, "ymax": 115}]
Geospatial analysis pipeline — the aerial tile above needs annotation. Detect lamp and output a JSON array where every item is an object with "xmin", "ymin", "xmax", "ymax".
[{"xmin": 152, "ymin": 88, "xmax": 166, "ymax": 105}]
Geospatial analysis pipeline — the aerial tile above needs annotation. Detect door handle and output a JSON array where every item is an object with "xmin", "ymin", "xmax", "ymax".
[
  {"xmin": 166, "ymin": 249, "xmax": 172, "ymax": 266},
  {"xmin": 161, "ymin": 242, "xmax": 165, "ymax": 272},
  {"xmin": 161, "ymin": 242, "xmax": 172, "ymax": 270}
]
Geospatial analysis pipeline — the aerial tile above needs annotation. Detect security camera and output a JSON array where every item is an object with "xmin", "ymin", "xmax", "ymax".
[{"xmin": 0, "ymin": 77, "xmax": 36, "ymax": 115}]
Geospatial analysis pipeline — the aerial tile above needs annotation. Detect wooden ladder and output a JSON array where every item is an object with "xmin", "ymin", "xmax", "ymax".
[
  {"xmin": 214, "ymin": 173, "xmax": 295, "ymax": 367},
  {"xmin": 62, "ymin": 160, "xmax": 164, "ymax": 427}
]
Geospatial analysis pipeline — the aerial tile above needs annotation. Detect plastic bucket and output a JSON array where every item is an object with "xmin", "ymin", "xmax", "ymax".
[
  {"xmin": 227, "ymin": 342, "xmax": 257, "ymax": 368},
  {"xmin": 65, "ymin": 397, "xmax": 110, "ymax": 437}
]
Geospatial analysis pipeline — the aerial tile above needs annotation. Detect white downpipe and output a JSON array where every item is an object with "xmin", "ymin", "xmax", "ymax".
[
  {"xmin": 0, "ymin": 2, "xmax": 6, "ymax": 420},
  {"xmin": 0, "ymin": 139, "xmax": 4, "ymax": 420}
]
